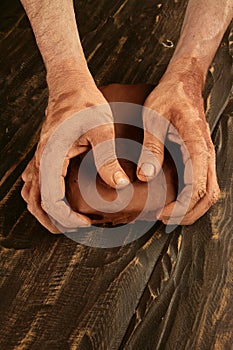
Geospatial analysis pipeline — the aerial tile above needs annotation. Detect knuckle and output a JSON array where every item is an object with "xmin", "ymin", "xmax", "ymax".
[
  {"xmin": 97, "ymin": 153, "xmax": 118, "ymax": 172},
  {"xmin": 87, "ymin": 124, "xmax": 114, "ymax": 143},
  {"xmin": 23, "ymin": 173, "xmax": 33, "ymax": 182},
  {"xmin": 197, "ymin": 187, "xmax": 206, "ymax": 199},
  {"xmin": 192, "ymin": 182, "xmax": 206, "ymax": 201},
  {"xmin": 143, "ymin": 142, "xmax": 163, "ymax": 156},
  {"xmin": 21, "ymin": 188, "xmax": 27, "ymax": 201},
  {"xmin": 22, "ymin": 167, "xmax": 31, "ymax": 181},
  {"xmin": 21, "ymin": 171, "xmax": 26, "ymax": 182}
]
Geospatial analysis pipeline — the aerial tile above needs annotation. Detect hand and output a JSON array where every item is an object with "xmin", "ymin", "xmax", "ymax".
[
  {"xmin": 21, "ymin": 67, "xmax": 129, "ymax": 233},
  {"xmin": 137, "ymin": 60, "xmax": 220, "ymax": 225}
]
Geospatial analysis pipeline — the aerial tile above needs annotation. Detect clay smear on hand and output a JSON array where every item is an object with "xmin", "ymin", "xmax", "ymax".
[{"xmin": 65, "ymin": 84, "xmax": 178, "ymax": 225}]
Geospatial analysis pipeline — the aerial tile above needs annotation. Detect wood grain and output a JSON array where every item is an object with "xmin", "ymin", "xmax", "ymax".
[{"xmin": 0, "ymin": 1, "xmax": 232, "ymax": 349}]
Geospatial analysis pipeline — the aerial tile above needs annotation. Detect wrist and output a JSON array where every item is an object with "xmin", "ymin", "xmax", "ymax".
[
  {"xmin": 162, "ymin": 56, "xmax": 206, "ymax": 91},
  {"xmin": 46, "ymin": 58, "xmax": 96, "ymax": 96}
]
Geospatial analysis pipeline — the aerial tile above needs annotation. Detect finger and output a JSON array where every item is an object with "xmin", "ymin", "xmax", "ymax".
[
  {"xmin": 40, "ymin": 153, "xmax": 92, "ymax": 230},
  {"xmin": 21, "ymin": 158, "xmax": 37, "ymax": 202},
  {"xmin": 161, "ymin": 119, "xmax": 209, "ymax": 220},
  {"xmin": 87, "ymin": 125, "xmax": 130, "ymax": 188},
  {"xmin": 21, "ymin": 158, "xmax": 35, "ymax": 182},
  {"xmin": 137, "ymin": 130, "xmax": 164, "ymax": 181},
  {"xmin": 22, "ymin": 178, "xmax": 60, "ymax": 233},
  {"xmin": 159, "ymin": 184, "xmax": 192, "ymax": 221},
  {"xmin": 162, "ymin": 184, "xmax": 219, "ymax": 226},
  {"xmin": 159, "ymin": 156, "xmax": 207, "ymax": 220},
  {"xmin": 162, "ymin": 156, "xmax": 220, "ymax": 225},
  {"xmin": 178, "ymin": 190, "xmax": 219, "ymax": 225},
  {"xmin": 38, "ymin": 121, "xmax": 96, "ymax": 231},
  {"xmin": 158, "ymin": 157, "xmax": 207, "ymax": 222},
  {"xmin": 178, "ymin": 150, "xmax": 220, "ymax": 225},
  {"xmin": 21, "ymin": 181, "xmax": 31, "ymax": 203},
  {"xmin": 22, "ymin": 155, "xmax": 91, "ymax": 231},
  {"xmin": 28, "ymin": 201, "xmax": 61, "ymax": 234},
  {"xmin": 137, "ymin": 107, "xmax": 168, "ymax": 181},
  {"xmin": 40, "ymin": 173, "xmax": 91, "ymax": 230}
]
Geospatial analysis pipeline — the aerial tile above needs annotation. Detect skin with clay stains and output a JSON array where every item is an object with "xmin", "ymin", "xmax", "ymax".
[
  {"xmin": 66, "ymin": 83, "xmax": 178, "ymax": 226},
  {"xmin": 20, "ymin": 0, "xmax": 233, "ymax": 232}
]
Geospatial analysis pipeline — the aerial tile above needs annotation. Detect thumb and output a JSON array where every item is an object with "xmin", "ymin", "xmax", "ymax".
[
  {"xmin": 137, "ymin": 129, "xmax": 164, "ymax": 182},
  {"xmin": 89, "ymin": 125, "xmax": 130, "ymax": 188}
]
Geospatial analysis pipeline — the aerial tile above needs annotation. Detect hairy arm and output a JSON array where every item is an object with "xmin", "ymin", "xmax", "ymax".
[
  {"xmin": 20, "ymin": 0, "xmax": 87, "ymax": 73},
  {"xmin": 20, "ymin": 0, "xmax": 129, "ymax": 232},
  {"xmin": 139, "ymin": 0, "xmax": 233, "ymax": 226},
  {"xmin": 168, "ymin": 0, "xmax": 233, "ymax": 77}
]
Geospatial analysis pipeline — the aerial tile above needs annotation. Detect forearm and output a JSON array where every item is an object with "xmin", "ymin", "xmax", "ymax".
[
  {"xmin": 166, "ymin": 0, "xmax": 233, "ymax": 82},
  {"xmin": 20, "ymin": 0, "xmax": 90, "ymax": 83}
]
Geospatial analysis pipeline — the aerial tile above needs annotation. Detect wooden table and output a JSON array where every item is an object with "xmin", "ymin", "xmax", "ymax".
[{"xmin": 0, "ymin": 0, "xmax": 233, "ymax": 349}]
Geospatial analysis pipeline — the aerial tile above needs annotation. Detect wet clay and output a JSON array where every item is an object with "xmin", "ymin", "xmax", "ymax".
[{"xmin": 66, "ymin": 84, "xmax": 178, "ymax": 225}]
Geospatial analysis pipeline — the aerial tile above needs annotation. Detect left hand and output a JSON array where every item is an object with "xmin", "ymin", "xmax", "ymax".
[{"xmin": 137, "ymin": 61, "xmax": 220, "ymax": 225}]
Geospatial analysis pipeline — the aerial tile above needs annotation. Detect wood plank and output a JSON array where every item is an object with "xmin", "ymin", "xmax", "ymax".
[{"xmin": 0, "ymin": 1, "xmax": 232, "ymax": 349}]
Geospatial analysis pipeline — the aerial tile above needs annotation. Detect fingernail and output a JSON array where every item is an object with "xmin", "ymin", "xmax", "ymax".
[
  {"xmin": 113, "ymin": 171, "xmax": 130, "ymax": 187},
  {"xmin": 139, "ymin": 163, "xmax": 155, "ymax": 177}
]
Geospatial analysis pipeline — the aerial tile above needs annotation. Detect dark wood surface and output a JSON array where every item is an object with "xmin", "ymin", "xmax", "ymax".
[{"xmin": 0, "ymin": 0, "xmax": 233, "ymax": 349}]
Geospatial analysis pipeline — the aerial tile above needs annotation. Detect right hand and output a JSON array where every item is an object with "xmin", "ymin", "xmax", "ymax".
[{"xmin": 21, "ymin": 67, "xmax": 129, "ymax": 233}]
